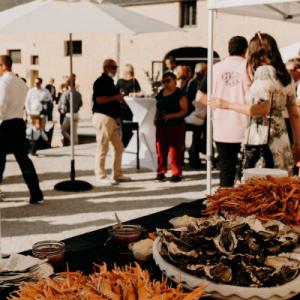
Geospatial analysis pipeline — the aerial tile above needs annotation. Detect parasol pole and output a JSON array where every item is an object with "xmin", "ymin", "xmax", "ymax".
[
  {"xmin": 54, "ymin": 33, "xmax": 92, "ymax": 192},
  {"xmin": 70, "ymin": 33, "xmax": 75, "ymax": 180}
]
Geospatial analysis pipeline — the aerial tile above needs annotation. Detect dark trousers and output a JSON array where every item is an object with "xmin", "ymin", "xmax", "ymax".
[
  {"xmin": 188, "ymin": 122, "xmax": 206, "ymax": 165},
  {"xmin": 0, "ymin": 119, "xmax": 42, "ymax": 198},
  {"xmin": 156, "ymin": 123, "xmax": 186, "ymax": 176},
  {"xmin": 215, "ymin": 141, "xmax": 241, "ymax": 187}
]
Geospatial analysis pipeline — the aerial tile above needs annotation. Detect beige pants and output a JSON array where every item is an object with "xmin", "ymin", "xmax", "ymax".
[{"xmin": 92, "ymin": 113, "xmax": 123, "ymax": 179}]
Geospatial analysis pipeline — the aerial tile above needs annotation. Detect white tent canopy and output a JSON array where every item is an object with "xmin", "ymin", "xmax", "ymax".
[
  {"xmin": 0, "ymin": 0, "xmax": 178, "ymax": 33},
  {"xmin": 281, "ymin": 41, "xmax": 300, "ymax": 61},
  {"xmin": 205, "ymin": 0, "xmax": 300, "ymax": 194},
  {"xmin": 207, "ymin": 0, "xmax": 300, "ymax": 24}
]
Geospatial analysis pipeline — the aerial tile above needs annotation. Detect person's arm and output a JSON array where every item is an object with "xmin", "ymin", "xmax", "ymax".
[
  {"xmin": 24, "ymin": 89, "xmax": 31, "ymax": 114},
  {"xmin": 211, "ymin": 99, "xmax": 270, "ymax": 116},
  {"xmin": 95, "ymin": 94, "xmax": 123, "ymax": 105},
  {"xmin": 164, "ymin": 96, "xmax": 188, "ymax": 121},
  {"xmin": 0, "ymin": 80, "xmax": 9, "ymax": 121},
  {"xmin": 288, "ymin": 104, "xmax": 300, "ymax": 164},
  {"xmin": 79, "ymin": 94, "xmax": 83, "ymax": 108},
  {"xmin": 135, "ymin": 79, "xmax": 141, "ymax": 92},
  {"xmin": 195, "ymin": 90, "xmax": 208, "ymax": 105},
  {"xmin": 44, "ymin": 89, "xmax": 52, "ymax": 102}
]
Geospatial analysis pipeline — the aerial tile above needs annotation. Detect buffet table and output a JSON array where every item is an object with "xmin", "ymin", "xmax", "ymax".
[
  {"xmin": 4, "ymin": 194, "xmax": 300, "ymax": 299},
  {"xmin": 1, "ymin": 199, "xmax": 205, "ymax": 299},
  {"xmin": 123, "ymin": 96, "xmax": 157, "ymax": 171}
]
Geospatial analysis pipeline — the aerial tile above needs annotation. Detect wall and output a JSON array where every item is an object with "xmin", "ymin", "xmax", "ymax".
[{"xmin": 0, "ymin": 1, "xmax": 299, "ymax": 106}]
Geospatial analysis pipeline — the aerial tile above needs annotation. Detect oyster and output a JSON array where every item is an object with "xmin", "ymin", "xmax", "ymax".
[
  {"xmin": 158, "ymin": 214, "xmax": 300, "ymax": 287},
  {"xmin": 169, "ymin": 215, "xmax": 199, "ymax": 228},
  {"xmin": 213, "ymin": 228, "xmax": 237, "ymax": 255},
  {"xmin": 204, "ymin": 262, "xmax": 232, "ymax": 283},
  {"xmin": 164, "ymin": 241, "xmax": 198, "ymax": 258},
  {"xmin": 186, "ymin": 264, "xmax": 205, "ymax": 277},
  {"xmin": 265, "ymin": 256, "xmax": 300, "ymax": 283}
]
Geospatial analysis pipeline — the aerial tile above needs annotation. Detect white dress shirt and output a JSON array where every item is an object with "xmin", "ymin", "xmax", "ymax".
[
  {"xmin": 25, "ymin": 87, "xmax": 52, "ymax": 116},
  {"xmin": 0, "ymin": 72, "xmax": 28, "ymax": 124}
]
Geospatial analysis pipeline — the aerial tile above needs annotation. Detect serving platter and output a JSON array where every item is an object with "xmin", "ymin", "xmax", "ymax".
[{"xmin": 153, "ymin": 238, "xmax": 300, "ymax": 300}]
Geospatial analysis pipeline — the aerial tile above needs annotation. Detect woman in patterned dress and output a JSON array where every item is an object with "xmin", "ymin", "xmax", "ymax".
[{"xmin": 210, "ymin": 32, "xmax": 300, "ymax": 174}]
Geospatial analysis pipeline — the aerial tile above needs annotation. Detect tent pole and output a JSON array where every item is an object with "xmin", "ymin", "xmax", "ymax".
[{"xmin": 206, "ymin": 9, "xmax": 214, "ymax": 195}]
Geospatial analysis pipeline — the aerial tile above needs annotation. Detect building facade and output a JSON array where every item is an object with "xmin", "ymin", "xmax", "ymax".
[{"xmin": 0, "ymin": 0, "xmax": 299, "ymax": 105}]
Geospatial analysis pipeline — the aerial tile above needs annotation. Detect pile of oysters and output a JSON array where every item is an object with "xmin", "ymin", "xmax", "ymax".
[{"xmin": 158, "ymin": 215, "xmax": 300, "ymax": 287}]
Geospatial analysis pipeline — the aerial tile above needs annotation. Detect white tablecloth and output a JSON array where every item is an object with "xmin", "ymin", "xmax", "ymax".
[{"xmin": 123, "ymin": 96, "xmax": 157, "ymax": 171}]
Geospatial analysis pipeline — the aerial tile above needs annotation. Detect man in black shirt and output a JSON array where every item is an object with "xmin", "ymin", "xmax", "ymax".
[{"xmin": 92, "ymin": 59, "xmax": 131, "ymax": 185}]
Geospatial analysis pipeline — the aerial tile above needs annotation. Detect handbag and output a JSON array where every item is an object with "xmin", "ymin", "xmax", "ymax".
[{"xmin": 237, "ymin": 95, "xmax": 274, "ymax": 179}]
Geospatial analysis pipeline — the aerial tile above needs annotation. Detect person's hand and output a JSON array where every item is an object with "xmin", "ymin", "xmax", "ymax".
[
  {"xmin": 163, "ymin": 114, "xmax": 172, "ymax": 121},
  {"xmin": 115, "ymin": 94, "xmax": 124, "ymax": 102},
  {"xmin": 209, "ymin": 98, "xmax": 229, "ymax": 110}
]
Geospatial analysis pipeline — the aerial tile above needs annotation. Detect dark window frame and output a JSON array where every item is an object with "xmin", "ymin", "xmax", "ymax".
[
  {"xmin": 180, "ymin": 0, "xmax": 197, "ymax": 28},
  {"xmin": 65, "ymin": 40, "xmax": 82, "ymax": 56},
  {"xmin": 8, "ymin": 49, "xmax": 21, "ymax": 64},
  {"xmin": 31, "ymin": 55, "xmax": 39, "ymax": 65}
]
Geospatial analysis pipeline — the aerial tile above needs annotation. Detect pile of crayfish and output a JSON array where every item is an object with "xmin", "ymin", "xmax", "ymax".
[
  {"xmin": 9, "ymin": 263, "xmax": 205, "ymax": 300},
  {"xmin": 206, "ymin": 176, "xmax": 300, "ymax": 226}
]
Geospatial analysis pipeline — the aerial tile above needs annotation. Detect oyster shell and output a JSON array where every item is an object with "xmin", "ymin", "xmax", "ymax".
[
  {"xmin": 265, "ymin": 256, "xmax": 300, "ymax": 283},
  {"xmin": 213, "ymin": 228, "xmax": 237, "ymax": 255},
  {"xmin": 158, "ymin": 214, "xmax": 300, "ymax": 287},
  {"xmin": 204, "ymin": 262, "xmax": 232, "ymax": 283}
]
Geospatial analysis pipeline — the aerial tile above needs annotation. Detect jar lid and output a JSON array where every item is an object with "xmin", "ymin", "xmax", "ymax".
[{"xmin": 32, "ymin": 240, "xmax": 65, "ymax": 256}]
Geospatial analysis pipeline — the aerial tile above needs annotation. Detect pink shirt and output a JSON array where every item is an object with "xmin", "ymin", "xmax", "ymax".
[{"xmin": 212, "ymin": 56, "xmax": 249, "ymax": 143}]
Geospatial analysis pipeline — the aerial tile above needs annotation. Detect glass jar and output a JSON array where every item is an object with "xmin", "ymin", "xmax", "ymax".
[
  {"xmin": 109, "ymin": 224, "xmax": 142, "ymax": 245},
  {"xmin": 32, "ymin": 240, "xmax": 65, "ymax": 272}
]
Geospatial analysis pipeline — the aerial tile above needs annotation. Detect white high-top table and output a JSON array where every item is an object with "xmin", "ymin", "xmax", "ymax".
[{"xmin": 123, "ymin": 96, "xmax": 157, "ymax": 171}]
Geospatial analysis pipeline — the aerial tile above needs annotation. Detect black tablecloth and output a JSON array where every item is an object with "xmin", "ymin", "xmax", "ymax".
[
  {"xmin": 4, "ymin": 198, "xmax": 300, "ymax": 300},
  {"xmin": 3, "ymin": 199, "xmax": 205, "ymax": 299}
]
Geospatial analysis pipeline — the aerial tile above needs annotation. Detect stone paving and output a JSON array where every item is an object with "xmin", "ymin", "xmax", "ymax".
[{"xmin": 0, "ymin": 108, "xmax": 219, "ymax": 254}]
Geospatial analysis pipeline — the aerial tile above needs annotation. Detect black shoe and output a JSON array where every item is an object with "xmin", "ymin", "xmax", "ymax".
[
  {"xmin": 156, "ymin": 173, "xmax": 166, "ymax": 181},
  {"xmin": 30, "ymin": 191, "xmax": 44, "ymax": 204},
  {"xmin": 170, "ymin": 175, "xmax": 182, "ymax": 182}
]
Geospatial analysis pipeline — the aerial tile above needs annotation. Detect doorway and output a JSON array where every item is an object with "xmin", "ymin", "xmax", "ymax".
[{"xmin": 30, "ymin": 70, "xmax": 39, "ymax": 87}]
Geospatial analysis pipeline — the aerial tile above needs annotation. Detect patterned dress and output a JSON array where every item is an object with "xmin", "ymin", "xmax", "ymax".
[{"xmin": 245, "ymin": 65, "xmax": 296, "ymax": 172}]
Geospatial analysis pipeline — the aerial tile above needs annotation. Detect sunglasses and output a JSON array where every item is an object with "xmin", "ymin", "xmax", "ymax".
[{"xmin": 162, "ymin": 79, "xmax": 171, "ymax": 84}]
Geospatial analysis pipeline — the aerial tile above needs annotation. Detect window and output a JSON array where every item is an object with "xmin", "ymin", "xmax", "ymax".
[
  {"xmin": 31, "ymin": 55, "xmax": 39, "ymax": 65},
  {"xmin": 8, "ymin": 49, "xmax": 21, "ymax": 64},
  {"xmin": 180, "ymin": 0, "xmax": 197, "ymax": 27},
  {"xmin": 65, "ymin": 40, "xmax": 82, "ymax": 56}
]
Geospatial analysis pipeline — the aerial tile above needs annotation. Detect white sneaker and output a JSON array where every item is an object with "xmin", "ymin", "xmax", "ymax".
[
  {"xmin": 95, "ymin": 177, "xmax": 118, "ymax": 186},
  {"xmin": 114, "ymin": 175, "xmax": 132, "ymax": 182}
]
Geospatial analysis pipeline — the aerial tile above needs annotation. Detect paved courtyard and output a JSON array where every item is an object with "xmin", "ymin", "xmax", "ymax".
[{"xmin": 0, "ymin": 109, "xmax": 219, "ymax": 254}]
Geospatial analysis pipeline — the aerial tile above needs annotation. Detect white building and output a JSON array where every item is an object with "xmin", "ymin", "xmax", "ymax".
[{"xmin": 0, "ymin": 0, "xmax": 299, "ymax": 105}]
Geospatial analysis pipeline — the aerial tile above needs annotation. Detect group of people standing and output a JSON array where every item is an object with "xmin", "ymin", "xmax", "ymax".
[
  {"xmin": 202, "ymin": 33, "xmax": 300, "ymax": 187},
  {"xmin": 154, "ymin": 34, "xmax": 300, "ymax": 188},
  {"xmin": 25, "ymin": 75, "xmax": 83, "ymax": 151},
  {"xmin": 1, "ymin": 32, "xmax": 300, "ymax": 202}
]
